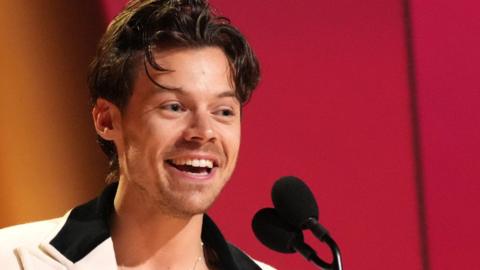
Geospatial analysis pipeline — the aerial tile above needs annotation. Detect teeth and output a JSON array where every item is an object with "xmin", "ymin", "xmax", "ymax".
[
  {"xmin": 171, "ymin": 159, "xmax": 213, "ymax": 169},
  {"xmin": 192, "ymin": 160, "xmax": 200, "ymax": 167}
]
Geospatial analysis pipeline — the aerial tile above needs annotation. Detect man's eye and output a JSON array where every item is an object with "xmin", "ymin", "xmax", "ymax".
[
  {"xmin": 162, "ymin": 103, "xmax": 184, "ymax": 112},
  {"xmin": 217, "ymin": 109, "xmax": 235, "ymax": 117}
]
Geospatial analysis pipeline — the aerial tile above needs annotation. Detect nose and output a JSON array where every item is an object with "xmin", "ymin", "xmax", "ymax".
[{"xmin": 183, "ymin": 111, "xmax": 216, "ymax": 143}]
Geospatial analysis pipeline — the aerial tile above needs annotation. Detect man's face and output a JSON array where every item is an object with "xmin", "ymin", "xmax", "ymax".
[{"xmin": 115, "ymin": 47, "xmax": 240, "ymax": 217}]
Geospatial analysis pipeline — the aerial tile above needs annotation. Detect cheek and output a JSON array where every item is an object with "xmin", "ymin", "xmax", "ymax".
[
  {"xmin": 128, "ymin": 116, "xmax": 178, "ymax": 154},
  {"xmin": 145, "ymin": 119, "xmax": 179, "ymax": 148},
  {"xmin": 222, "ymin": 124, "xmax": 241, "ymax": 159}
]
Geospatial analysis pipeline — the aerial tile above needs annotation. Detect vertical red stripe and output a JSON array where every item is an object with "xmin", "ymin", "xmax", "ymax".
[
  {"xmin": 402, "ymin": 0, "xmax": 430, "ymax": 268},
  {"xmin": 410, "ymin": 1, "xmax": 480, "ymax": 269}
]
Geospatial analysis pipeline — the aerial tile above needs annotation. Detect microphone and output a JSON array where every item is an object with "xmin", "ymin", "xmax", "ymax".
[
  {"xmin": 271, "ymin": 176, "xmax": 329, "ymax": 240},
  {"xmin": 271, "ymin": 176, "xmax": 343, "ymax": 270},
  {"xmin": 252, "ymin": 208, "xmax": 331, "ymax": 268}
]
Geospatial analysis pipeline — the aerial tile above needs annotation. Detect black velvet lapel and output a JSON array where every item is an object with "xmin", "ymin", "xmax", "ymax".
[
  {"xmin": 49, "ymin": 183, "xmax": 262, "ymax": 269},
  {"xmin": 50, "ymin": 183, "xmax": 116, "ymax": 262}
]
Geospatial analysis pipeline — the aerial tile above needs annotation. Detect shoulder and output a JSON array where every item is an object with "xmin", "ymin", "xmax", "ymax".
[
  {"xmin": 0, "ymin": 217, "xmax": 64, "ymax": 248},
  {"xmin": 254, "ymin": 260, "xmax": 277, "ymax": 270},
  {"xmin": 0, "ymin": 217, "xmax": 66, "ymax": 267}
]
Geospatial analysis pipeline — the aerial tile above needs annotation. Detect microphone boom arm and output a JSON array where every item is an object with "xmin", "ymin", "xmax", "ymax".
[
  {"xmin": 293, "ymin": 240, "xmax": 331, "ymax": 269},
  {"xmin": 305, "ymin": 218, "xmax": 343, "ymax": 270}
]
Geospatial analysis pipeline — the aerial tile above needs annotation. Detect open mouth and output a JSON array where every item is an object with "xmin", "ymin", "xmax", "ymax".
[{"xmin": 166, "ymin": 158, "xmax": 216, "ymax": 175}]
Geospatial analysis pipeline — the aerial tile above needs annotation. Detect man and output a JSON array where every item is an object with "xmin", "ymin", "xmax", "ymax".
[{"xmin": 0, "ymin": 0, "xmax": 274, "ymax": 269}]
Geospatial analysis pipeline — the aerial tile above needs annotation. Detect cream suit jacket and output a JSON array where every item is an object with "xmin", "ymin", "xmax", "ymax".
[{"xmin": 0, "ymin": 183, "xmax": 275, "ymax": 270}]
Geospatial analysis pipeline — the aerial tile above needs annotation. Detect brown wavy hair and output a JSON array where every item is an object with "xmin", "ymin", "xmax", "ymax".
[{"xmin": 88, "ymin": 0, "xmax": 260, "ymax": 183}]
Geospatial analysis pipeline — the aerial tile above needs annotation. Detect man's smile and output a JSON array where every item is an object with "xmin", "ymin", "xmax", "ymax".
[
  {"xmin": 166, "ymin": 159, "xmax": 213, "ymax": 175},
  {"xmin": 165, "ymin": 154, "xmax": 220, "ymax": 178}
]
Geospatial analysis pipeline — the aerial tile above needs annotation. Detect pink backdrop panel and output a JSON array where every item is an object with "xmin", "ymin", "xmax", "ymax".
[{"xmin": 411, "ymin": 1, "xmax": 480, "ymax": 269}]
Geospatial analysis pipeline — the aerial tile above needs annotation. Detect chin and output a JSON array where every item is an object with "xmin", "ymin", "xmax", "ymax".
[{"xmin": 157, "ymin": 189, "xmax": 221, "ymax": 218}]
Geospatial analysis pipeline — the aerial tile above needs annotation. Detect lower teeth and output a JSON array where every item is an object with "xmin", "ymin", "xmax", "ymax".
[{"xmin": 186, "ymin": 171, "xmax": 208, "ymax": 176}]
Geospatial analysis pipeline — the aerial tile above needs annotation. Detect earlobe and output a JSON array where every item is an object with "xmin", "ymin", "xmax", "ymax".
[{"xmin": 92, "ymin": 98, "xmax": 120, "ymax": 141}]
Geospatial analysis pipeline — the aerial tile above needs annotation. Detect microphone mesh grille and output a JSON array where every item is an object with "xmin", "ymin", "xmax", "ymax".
[{"xmin": 272, "ymin": 176, "xmax": 319, "ymax": 229}]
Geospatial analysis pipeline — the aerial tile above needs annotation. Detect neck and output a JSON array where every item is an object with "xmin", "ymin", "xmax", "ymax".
[{"xmin": 110, "ymin": 180, "xmax": 206, "ymax": 270}]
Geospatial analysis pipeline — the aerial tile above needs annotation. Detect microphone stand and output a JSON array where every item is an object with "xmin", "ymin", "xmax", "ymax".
[
  {"xmin": 305, "ymin": 218, "xmax": 343, "ymax": 270},
  {"xmin": 293, "ymin": 240, "xmax": 331, "ymax": 269}
]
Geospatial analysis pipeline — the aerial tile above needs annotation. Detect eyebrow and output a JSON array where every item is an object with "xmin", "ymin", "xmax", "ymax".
[{"xmin": 217, "ymin": 90, "xmax": 236, "ymax": 98}]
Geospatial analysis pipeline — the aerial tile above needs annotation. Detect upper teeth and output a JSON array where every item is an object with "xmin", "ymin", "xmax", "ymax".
[{"xmin": 171, "ymin": 159, "xmax": 214, "ymax": 168}]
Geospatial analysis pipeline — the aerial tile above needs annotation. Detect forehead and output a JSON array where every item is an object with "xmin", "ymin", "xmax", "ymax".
[
  {"xmin": 133, "ymin": 47, "xmax": 235, "ymax": 97},
  {"xmin": 151, "ymin": 46, "xmax": 230, "ymax": 69},
  {"xmin": 153, "ymin": 47, "xmax": 232, "ymax": 81}
]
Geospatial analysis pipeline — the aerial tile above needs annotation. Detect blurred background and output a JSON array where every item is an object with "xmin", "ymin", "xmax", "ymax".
[{"xmin": 0, "ymin": 0, "xmax": 478, "ymax": 269}]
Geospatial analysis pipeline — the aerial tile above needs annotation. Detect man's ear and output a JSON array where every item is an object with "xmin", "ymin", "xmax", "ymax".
[{"xmin": 92, "ymin": 98, "xmax": 122, "ymax": 141}]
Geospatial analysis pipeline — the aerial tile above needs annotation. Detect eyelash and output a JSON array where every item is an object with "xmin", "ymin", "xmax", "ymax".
[
  {"xmin": 160, "ymin": 102, "xmax": 236, "ymax": 118},
  {"xmin": 216, "ymin": 108, "xmax": 235, "ymax": 117},
  {"xmin": 162, "ymin": 103, "xmax": 185, "ymax": 112}
]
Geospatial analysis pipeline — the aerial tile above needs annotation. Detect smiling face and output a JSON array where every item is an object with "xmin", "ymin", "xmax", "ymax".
[{"xmin": 113, "ymin": 47, "xmax": 240, "ymax": 217}]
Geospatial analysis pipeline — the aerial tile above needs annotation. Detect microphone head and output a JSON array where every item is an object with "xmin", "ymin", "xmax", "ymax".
[
  {"xmin": 252, "ymin": 208, "xmax": 303, "ymax": 253},
  {"xmin": 272, "ymin": 176, "xmax": 319, "ymax": 229}
]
